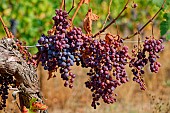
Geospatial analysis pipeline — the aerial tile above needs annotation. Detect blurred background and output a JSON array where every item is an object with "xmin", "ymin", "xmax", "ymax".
[{"xmin": 0, "ymin": 0, "xmax": 170, "ymax": 113}]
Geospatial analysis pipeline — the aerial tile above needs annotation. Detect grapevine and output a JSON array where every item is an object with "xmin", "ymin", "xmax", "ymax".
[
  {"xmin": 35, "ymin": 3, "xmax": 165, "ymax": 108},
  {"xmin": 0, "ymin": 0, "xmax": 167, "ymax": 112}
]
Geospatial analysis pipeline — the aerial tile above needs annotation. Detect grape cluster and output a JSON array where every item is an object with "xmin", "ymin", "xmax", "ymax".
[
  {"xmin": 85, "ymin": 69, "xmax": 118, "ymax": 109},
  {"xmin": 52, "ymin": 9, "xmax": 70, "ymax": 32},
  {"xmin": 0, "ymin": 75, "xmax": 15, "ymax": 110},
  {"xmin": 143, "ymin": 36, "xmax": 164, "ymax": 73},
  {"xmin": 112, "ymin": 46, "xmax": 130, "ymax": 84},
  {"xmin": 129, "ymin": 36, "xmax": 164, "ymax": 90},
  {"xmin": 130, "ymin": 50, "xmax": 148, "ymax": 90},
  {"xmin": 35, "ymin": 8, "xmax": 165, "ymax": 109},
  {"xmin": 36, "ymin": 9, "xmax": 87, "ymax": 88},
  {"xmin": 81, "ymin": 35, "xmax": 131, "ymax": 108}
]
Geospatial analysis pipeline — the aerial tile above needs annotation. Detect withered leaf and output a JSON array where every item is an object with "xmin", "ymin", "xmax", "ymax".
[
  {"xmin": 105, "ymin": 33, "xmax": 114, "ymax": 44},
  {"xmin": 83, "ymin": 9, "xmax": 99, "ymax": 35},
  {"xmin": 47, "ymin": 26, "xmax": 56, "ymax": 35}
]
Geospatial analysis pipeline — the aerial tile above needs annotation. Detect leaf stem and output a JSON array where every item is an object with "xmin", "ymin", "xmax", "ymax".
[
  {"xmin": 0, "ymin": 16, "xmax": 11, "ymax": 38},
  {"xmin": 68, "ymin": 0, "xmax": 75, "ymax": 14},
  {"xmin": 60, "ymin": 0, "xmax": 65, "ymax": 10},
  {"xmin": 64, "ymin": 0, "xmax": 66, "ymax": 10},
  {"xmin": 93, "ymin": 0, "xmax": 130, "ymax": 38},
  {"xmin": 101, "ymin": 0, "xmax": 112, "ymax": 29},
  {"xmin": 71, "ymin": 0, "xmax": 84, "ymax": 22}
]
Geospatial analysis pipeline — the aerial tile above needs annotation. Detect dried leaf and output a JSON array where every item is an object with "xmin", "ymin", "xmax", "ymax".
[
  {"xmin": 83, "ymin": 16, "xmax": 92, "ymax": 35},
  {"xmin": 105, "ymin": 33, "xmax": 114, "ymax": 44},
  {"xmin": 30, "ymin": 97, "xmax": 48, "ymax": 111},
  {"xmin": 47, "ymin": 26, "xmax": 56, "ymax": 35},
  {"xmin": 83, "ymin": 9, "xmax": 99, "ymax": 35},
  {"xmin": 22, "ymin": 106, "xmax": 29, "ymax": 113},
  {"xmin": 32, "ymin": 102, "xmax": 48, "ymax": 110},
  {"xmin": 83, "ymin": 0, "xmax": 90, "ymax": 4}
]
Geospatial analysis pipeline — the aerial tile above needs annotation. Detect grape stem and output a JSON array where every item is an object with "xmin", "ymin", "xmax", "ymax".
[
  {"xmin": 123, "ymin": 0, "xmax": 166, "ymax": 40},
  {"xmin": 71, "ymin": 0, "xmax": 84, "ymax": 22},
  {"xmin": 60, "ymin": 0, "xmax": 65, "ymax": 10},
  {"xmin": 93, "ymin": 0, "xmax": 130, "ymax": 38},
  {"xmin": 0, "ymin": 16, "xmax": 11, "ymax": 38},
  {"xmin": 64, "ymin": 0, "xmax": 66, "ymax": 10},
  {"xmin": 101, "ymin": 0, "xmax": 113, "ymax": 29},
  {"xmin": 68, "ymin": 0, "xmax": 75, "ymax": 14}
]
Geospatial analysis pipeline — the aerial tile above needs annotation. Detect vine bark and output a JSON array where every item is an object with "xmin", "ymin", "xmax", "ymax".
[{"xmin": 0, "ymin": 38, "xmax": 47, "ymax": 113}]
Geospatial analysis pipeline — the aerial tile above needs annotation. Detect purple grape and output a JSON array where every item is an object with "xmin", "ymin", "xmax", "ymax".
[
  {"xmin": 36, "ymin": 9, "xmax": 87, "ymax": 89},
  {"xmin": 143, "ymin": 36, "xmax": 164, "ymax": 73},
  {"xmin": 80, "ymin": 36, "xmax": 130, "ymax": 108},
  {"xmin": 130, "ymin": 36, "xmax": 164, "ymax": 90},
  {"xmin": 0, "ymin": 75, "xmax": 15, "ymax": 110}
]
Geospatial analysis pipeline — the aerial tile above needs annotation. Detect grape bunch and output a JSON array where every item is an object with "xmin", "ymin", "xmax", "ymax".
[
  {"xmin": 129, "ymin": 36, "xmax": 164, "ymax": 90},
  {"xmin": 35, "ymin": 8, "xmax": 165, "ymax": 109},
  {"xmin": 143, "ymin": 36, "xmax": 164, "ymax": 73},
  {"xmin": 81, "ymin": 35, "xmax": 131, "ymax": 108},
  {"xmin": 36, "ymin": 9, "xmax": 132, "ymax": 108},
  {"xmin": 0, "ymin": 74, "xmax": 15, "ymax": 110},
  {"xmin": 36, "ymin": 9, "xmax": 87, "ymax": 88},
  {"xmin": 129, "ymin": 50, "xmax": 148, "ymax": 90},
  {"xmin": 52, "ymin": 9, "xmax": 70, "ymax": 32}
]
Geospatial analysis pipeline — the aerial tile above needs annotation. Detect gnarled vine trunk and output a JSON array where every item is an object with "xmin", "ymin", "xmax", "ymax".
[{"xmin": 0, "ymin": 38, "xmax": 47, "ymax": 113}]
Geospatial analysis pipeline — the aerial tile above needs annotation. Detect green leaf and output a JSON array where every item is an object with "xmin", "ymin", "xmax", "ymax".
[
  {"xmin": 152, "ymin": 0, "xmax": 164, "ymax": 7},
  {"xmin": 164, "ymin": 13, "xmax": 170, "ymax": 25},
  {"xmin": 160, "ymin": 21, "xmax": 169, "ymax": 36},
  {"xmin": 160, "ymin": 13, "xmax": 170, "ymax": 36},
  {"xmin": 167, "ymin": 33, "xmax": 170, "ymax": 40},
  {"xmin": 30, "ymin": 97, "xmax": 37, "ymax": 108}
]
